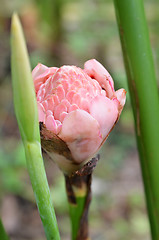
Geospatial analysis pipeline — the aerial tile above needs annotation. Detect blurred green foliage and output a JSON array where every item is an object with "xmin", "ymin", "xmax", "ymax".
[{"xmin": 0, "ymin": 142, "xmax": 26, "ymax": 195}]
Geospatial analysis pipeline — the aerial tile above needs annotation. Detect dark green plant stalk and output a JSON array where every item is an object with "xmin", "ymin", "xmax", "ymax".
[
  {"xmin": 69, "ymin": 186, "xmax": 88, "ymax": 240},
  {"xmin": 113, "ymin": 1, "xmax": 159, "ymax": 239},
  {"xmin": 0, "ymin": 219, "xmax": 9, "ymax": 240},
  {"xmin": 11, "ymin": 13, "xmax": 60, "ymax": 240},
  {"xmin": 65, "ymin": 155, "xmax": 99, "ymax": 240},
  {"xmin": 65, "ymin": 174, "xmax": 91, "ymax": 240}
]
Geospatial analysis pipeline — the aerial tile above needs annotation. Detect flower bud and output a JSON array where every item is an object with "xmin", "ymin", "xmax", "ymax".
[{"xmin": 32, "ymin": 59, "xmax": 126, "ymax": 174}]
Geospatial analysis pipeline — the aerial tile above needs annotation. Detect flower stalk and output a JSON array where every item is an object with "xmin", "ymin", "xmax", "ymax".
[
  {"xmin": 0, "ymin": 219, "xmax": 9, "ymax": 240},
  {"xmin": 114, "ymin": 0, "xmax": 159, "ymax": 239},
  {"xmin": 65, "ymin": 175, "xmax": 91, "ymax": 240},
  {"xmin": 11, "ymin": 13, "xmax": 60, "ymax": 240},
  {"xmin": 65, "ymin": 155, "xmax": 99, "ymax": 240}
]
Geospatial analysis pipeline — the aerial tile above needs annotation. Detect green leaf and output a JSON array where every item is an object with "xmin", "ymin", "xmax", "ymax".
[{"xmin": 11, "ymin": 13, "xmax": 40, "ymax": 142}]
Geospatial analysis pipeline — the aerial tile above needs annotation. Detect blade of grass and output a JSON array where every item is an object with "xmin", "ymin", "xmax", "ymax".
[
  {"xmin": 113, "ymin": 0, "xmax": 159, "ymax": 239},
  {"xmin": 11, "ymin": 13, "xmax": 60, "ymax": 240},
  {"xmin": 0, "ymin": 219, "xmax": 9, "ymax": 240}
]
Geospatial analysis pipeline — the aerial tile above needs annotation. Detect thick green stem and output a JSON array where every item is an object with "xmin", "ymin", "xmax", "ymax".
[
  {"xmin": 64, "ymin": 155, "xmax": 99, "ymax": 240},
  {"xmin": 114, "ymin": 1, "xmax": 159, "ymax": 239},
  {"xmin": 69, "ymin": 192, "xmax": 88, "ymax": 239},
  {"xmin": 0, "ymin": 219, "xmax": 9, "ymax": 240},
  {"xmin": 11, "ymin": 13, "xmax": 60, "ymax": 240},
  {"xmin": 65, "ymin": 175, "xmax": 91, "ymax": 240}
]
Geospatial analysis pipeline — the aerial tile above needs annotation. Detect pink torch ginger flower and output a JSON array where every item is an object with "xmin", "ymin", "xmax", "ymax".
[{"xmin": 32, "ymin": 59, "xmax": 126, "ymax": 174}]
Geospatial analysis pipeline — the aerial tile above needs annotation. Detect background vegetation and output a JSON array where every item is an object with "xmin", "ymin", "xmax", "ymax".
[{"xmin": 0, "ymin": 0, "xmax": 159, "ymax": 239}]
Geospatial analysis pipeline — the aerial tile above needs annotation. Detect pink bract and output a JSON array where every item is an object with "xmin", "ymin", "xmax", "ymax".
[{"xmin": 32, "ymin": 59, "xmax": 126, "ymax": 173}]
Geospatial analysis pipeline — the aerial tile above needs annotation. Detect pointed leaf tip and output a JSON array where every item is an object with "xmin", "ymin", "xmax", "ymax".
[
  {"xmin": 11, "ymin": 13, "xmax": 21, "ymax": 35},
  {"xmin": 11, "ymin": 12, "xmax": 40, "ymax": 142}
]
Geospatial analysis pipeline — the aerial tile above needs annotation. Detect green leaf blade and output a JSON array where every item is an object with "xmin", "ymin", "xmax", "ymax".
[{"xmin": 11, "ymin": 13, "xmax": 40, "ymax": 142}]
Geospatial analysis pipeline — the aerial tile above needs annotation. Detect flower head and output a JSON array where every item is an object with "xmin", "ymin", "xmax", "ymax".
[{"xmin": 32, "ymin": 59, "xmax": 126, "ymax": 174}]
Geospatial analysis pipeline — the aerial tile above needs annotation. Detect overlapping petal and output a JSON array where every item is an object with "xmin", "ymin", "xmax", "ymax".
[
  {"xmin": 59, "ymin": 109, "xmax": 102, "ymax": 163},
  {"xmin": 84, "ymin": 59, "xmax": 114, "ymax": 98},
  {"xmin": 89, "ymin": 95, "xmax": 118, "ymax": 140}
]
